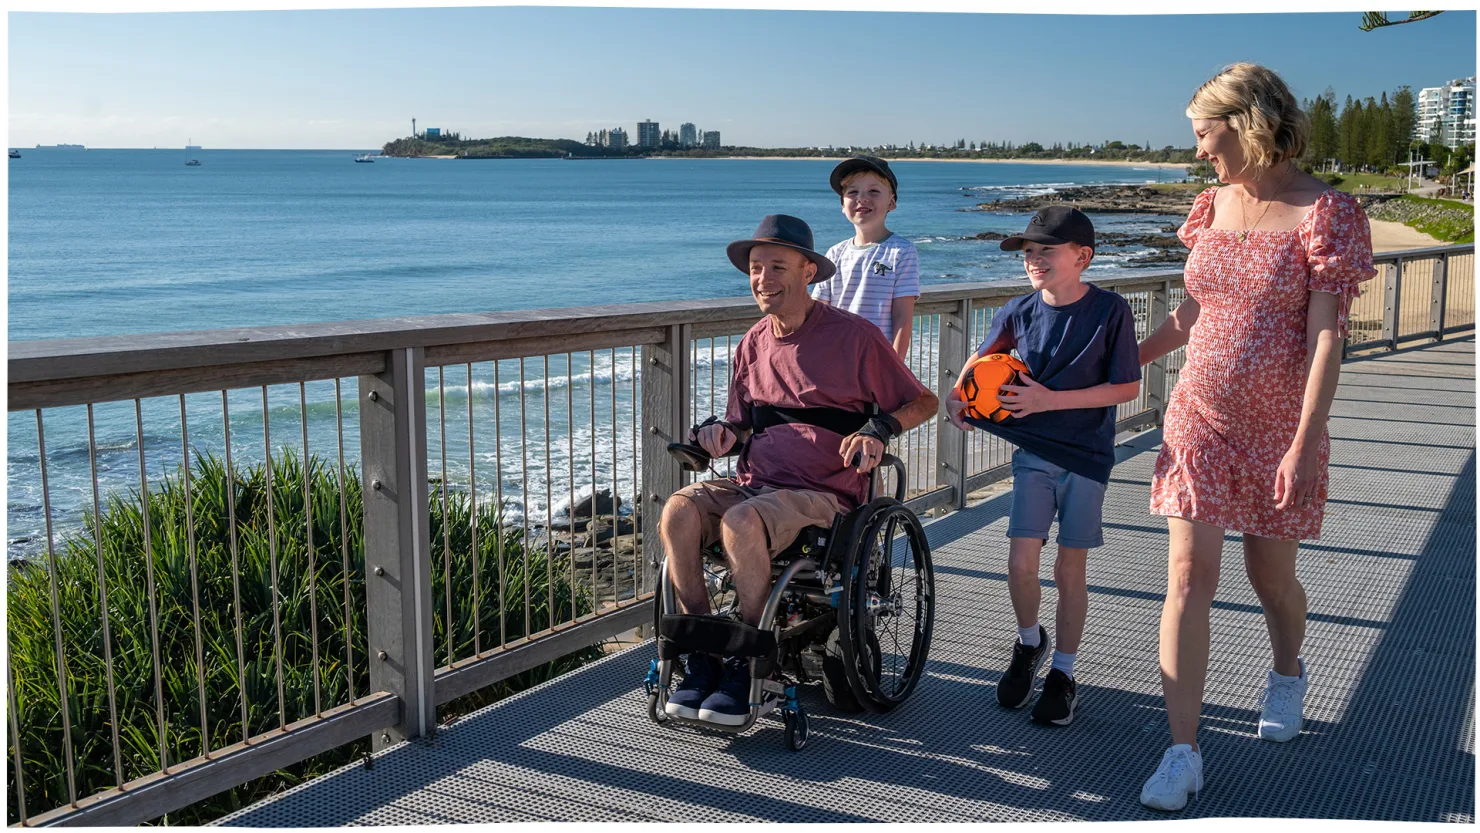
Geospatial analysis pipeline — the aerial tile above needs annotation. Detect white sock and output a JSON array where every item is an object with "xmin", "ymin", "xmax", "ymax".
[
  {"xmin": 1017, "ymin": 623, "xmax": 1041, "ymax": 648},
  {"xmin": 1051, "ymin": 650, "xmax": 1076, "ymax": 678}
]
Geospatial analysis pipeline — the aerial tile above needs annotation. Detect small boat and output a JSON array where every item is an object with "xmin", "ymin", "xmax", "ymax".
[
  {"xmin": 8, "ymin": 150, "xmax": 19, "ymax": 159},
  {"xmin": 185, "ymin": 159, "xmax": 201, "ymax": 166},
  {"xmin": 355, "ymin": 154, "xmax": 376, "ymax": 163}
]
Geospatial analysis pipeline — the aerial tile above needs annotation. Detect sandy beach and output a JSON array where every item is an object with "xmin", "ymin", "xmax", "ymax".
[{"xmin": 1370, "ymin": 219, "xmax": 1445, "ymax": 252}]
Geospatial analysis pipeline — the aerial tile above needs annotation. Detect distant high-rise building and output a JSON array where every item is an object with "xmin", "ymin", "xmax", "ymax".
[
  {"xmin": 637, "ymin": 120, "xmax": 660, "ymax": 148},
  {"xmin": 679, "ymin": 122, "xmax": 698, "ymax": 147},
  {"xmin": 702, "ymin": 131, "xmax": 721, "ymax": 149},
  {"xmin": 607, "ymin": 127, "xmax": 628, "ymax": 150},
  {"xmin": 1416, "ymin": 77, "xmax": 1476, "ymax": 149}
]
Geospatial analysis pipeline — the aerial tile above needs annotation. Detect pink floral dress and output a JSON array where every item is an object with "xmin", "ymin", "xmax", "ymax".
[{"xmin": 1149, "ymin": 187, "xmax": 1376, "ymax": 540}]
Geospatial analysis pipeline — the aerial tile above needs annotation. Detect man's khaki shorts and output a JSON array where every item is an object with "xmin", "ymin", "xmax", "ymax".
[{"xmin": 671, "ymin": 479, "xmax": 843, "ymax": 557}]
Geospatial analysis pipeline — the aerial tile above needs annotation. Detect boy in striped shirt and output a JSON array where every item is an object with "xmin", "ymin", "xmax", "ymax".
[{"xmin": 811, "ymin": 156, "xmax": 921, "ymax": 358}]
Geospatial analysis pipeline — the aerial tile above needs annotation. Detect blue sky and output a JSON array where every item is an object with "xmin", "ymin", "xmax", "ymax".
[{"xmin": 8, "ymin": 5, "xmax": 1476, "ymax": 150}]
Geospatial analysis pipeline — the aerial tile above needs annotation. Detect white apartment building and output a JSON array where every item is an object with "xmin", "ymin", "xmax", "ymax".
[{"xmin": 1415, "ymin": 76, "xmax": 1476, "ymax": 149}]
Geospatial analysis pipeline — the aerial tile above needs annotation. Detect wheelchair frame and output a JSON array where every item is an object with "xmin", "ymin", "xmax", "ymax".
[{"xmin": 644, "ymin": 453, "xmax": 935, "ymax": 751}]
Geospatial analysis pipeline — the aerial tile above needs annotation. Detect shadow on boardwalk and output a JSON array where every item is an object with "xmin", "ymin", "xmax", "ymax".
[{"xmin": 218, "ymin": 338, "xmax": 1475, "ymax": 825}]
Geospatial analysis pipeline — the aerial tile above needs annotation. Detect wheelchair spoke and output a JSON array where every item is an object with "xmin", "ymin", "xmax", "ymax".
[{"xmin": 848, "ymin": 502, "xmax": 934, "ymax": 708}]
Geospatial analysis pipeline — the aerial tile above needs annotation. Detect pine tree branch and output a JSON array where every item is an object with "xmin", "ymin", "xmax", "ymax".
[{"xmin": 1360, "ymin": 11, "xmax": 1443, "ymax": 31}]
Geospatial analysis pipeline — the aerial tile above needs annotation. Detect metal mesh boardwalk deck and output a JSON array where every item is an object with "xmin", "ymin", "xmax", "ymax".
[{"xmin": 220, "ymin": 338, "xmax": 1475, "ymax": 824}]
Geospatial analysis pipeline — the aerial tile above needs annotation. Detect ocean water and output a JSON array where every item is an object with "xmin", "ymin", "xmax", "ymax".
[{"xmin": 7, "ymin": 149, "xmax": 1186, "ymax": 556}]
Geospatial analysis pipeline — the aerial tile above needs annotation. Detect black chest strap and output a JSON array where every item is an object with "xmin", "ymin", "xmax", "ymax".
[{"xmin": 750, "ymin": 403, "xmax": 871, "ymax": 438}]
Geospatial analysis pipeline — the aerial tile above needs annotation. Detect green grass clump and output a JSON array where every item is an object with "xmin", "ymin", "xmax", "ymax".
[
  {"xmin": 1366, "ymin": 195, "xmax": 1475, "ymax": 243},
  {"xmin": 7, "ymin": 450, "xmax": 599, "ymax": 825},
  {"xmin": 1333, "ymin": 172, "xmax": 1406, "ymax": 193}
]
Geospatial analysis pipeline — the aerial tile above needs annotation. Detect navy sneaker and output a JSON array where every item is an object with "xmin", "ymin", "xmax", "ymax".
[
  {"xmin": 698, "ymin": 656, "xmax": 755, "ymax": 726},
  {"xmin": 665, "ymin": 654, "xmax": 721, "ymax": 719}
]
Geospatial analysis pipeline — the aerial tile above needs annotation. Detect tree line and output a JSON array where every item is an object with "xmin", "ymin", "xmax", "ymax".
[{"xmin": 1303, "ymin": 86, "xmax": 1474, "ymax": 178}]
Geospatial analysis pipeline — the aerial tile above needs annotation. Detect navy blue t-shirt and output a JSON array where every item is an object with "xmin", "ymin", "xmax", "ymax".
[{"xmin": 967, "ymin": 284, "xmax": 1141, "ymax": 484}]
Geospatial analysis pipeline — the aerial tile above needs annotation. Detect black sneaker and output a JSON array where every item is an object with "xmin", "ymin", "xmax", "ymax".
[
  {"xmin": 1030, "ymin": 668, "xmax": 1078, "ymax": 726},
  {"xmin": 996, "ymin": 625, "xmax": 1051, "ymax": 709}
]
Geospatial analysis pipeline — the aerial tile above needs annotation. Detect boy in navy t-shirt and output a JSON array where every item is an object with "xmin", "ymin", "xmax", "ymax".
[{"xmin": 947, "ymin": 206, "xmax": 1141, "ymax": 727}]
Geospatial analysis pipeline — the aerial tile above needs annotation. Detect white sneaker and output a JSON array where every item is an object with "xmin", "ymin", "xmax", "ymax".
[
  {"xmin": 1257, "ymin": 657, "xmax": 1307, "ymax": 742},
  {"xmin": 1140, "ymin": 744, "xmax": 1204, "ymax": 812}
]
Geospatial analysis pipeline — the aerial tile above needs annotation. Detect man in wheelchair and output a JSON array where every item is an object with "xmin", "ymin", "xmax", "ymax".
[{"xmin": 654, "ymin": 214, "xmax": 939, "ymax": 731}]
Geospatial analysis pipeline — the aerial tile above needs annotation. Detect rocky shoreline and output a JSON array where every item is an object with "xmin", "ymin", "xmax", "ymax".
[
  {"xmin": 971, "ymin": 184, "xmax": 1204, "ymax": 215},
  {"xmin": 966, "ymin": 182, "xmax": 1201, "ymax": 265}
]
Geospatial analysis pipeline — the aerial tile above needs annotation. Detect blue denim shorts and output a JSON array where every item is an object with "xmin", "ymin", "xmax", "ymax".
[{"xmin": 1007, "ymin": 448, "xmax": 1107, "ymax": 548}]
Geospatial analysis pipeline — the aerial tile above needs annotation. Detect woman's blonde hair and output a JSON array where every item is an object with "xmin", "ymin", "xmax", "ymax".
[{"xmin": 1186, "ymin": 62, "xmax": 1309, "ymax": 171}]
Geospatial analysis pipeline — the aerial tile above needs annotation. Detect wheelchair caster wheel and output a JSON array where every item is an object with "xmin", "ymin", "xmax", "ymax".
[
  {"xmin": 647, "ymin": 692, "xmax": 667, "ymax": 724},
  {"xmin": 783, "ymin": 708, "xmax": 809, "ymax": 751}
]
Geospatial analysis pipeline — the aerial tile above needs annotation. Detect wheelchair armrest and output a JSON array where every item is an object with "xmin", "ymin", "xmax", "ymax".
[
  {"xmin": 847, "ymin": 450, "xmax": 905, "ymax": 502},
  {"xmin": 879, "ymin": 453, "xmax": 906, "ymax": 502}
]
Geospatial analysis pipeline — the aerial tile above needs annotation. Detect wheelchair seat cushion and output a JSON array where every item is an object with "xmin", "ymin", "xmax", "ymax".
[
  {"xmin": 658, "ymin": 614, "xmax": 777, "ymax": 661},
  {"xmin": 669, "ymin": 479, "xmax": 842, "ymax": 558}
]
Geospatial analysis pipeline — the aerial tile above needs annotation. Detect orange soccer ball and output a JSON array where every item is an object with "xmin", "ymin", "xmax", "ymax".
[{"xmin": 955, "ymin": 353, "xmax": 1030, "ymax": 424}]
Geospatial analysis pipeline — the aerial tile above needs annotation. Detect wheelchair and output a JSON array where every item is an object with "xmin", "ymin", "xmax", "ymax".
[{"xmin": 642, "ymin": 421, "xmax": 936, "ymax": 751}]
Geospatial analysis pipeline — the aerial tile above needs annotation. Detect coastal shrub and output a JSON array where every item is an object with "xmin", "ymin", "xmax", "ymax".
[
  {"xmin": 1367, "ymin": 195, "xmax": 1475, "ymax": 243},
  {"xmin": 7, "ymin": 451, "xmax": 600, "ymax": 825}
]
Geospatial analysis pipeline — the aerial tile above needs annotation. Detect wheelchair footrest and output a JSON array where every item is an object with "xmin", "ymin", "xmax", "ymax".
[{"xmin": 657, "ymin": 614, "xmax": 777, "ymax": 661}]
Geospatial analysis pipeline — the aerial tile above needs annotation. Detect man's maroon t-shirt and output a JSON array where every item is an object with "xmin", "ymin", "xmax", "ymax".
[{"xmin": 724, "ymin": 302, "xmax": 929, "ymax": 511}]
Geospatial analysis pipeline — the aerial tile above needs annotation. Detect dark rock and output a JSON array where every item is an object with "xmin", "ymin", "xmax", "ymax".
[
  {"xmin": 1096, "ymin": 232, "xmax": 1184, "ymax": 249},
  {"xmin": 550, "ymin": 486, "xmax": 624, "ymax": 530},
  {"xmin": 585, "ymin": 516, "xmax": 636, "ymax": 546},
  {"xmin": 970, "ymin": 184, "xmax": 1204, "ymax": 216},
  {"xmin": 967, "ymin": 231, "xmax": 1009, "ymax": 241},
  {"xmin": 1127, "ymin": 251, "xmax": 1190, "ymax": 266}
]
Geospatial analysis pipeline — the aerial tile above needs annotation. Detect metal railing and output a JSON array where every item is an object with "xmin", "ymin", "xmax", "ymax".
[
  {"xmin": 1345, "ymin": 245, "xmax": 1475, "ymax": 354},
  {"xmin": 6, "ymin": 244, "xmax": 1471, "ymax": 826}
]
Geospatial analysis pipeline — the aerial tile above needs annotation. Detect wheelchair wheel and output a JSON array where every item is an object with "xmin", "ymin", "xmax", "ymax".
[
  {"xmin": 784, "ymin": 707, "xmax": 809, "ymax": 751},
  {"xmin": 838, "ymin": 499, "xmax": 934, "ymax": 712},
  {"xmin": 820, "ymin": 628, "xmax": 868, "ymax": 713}
]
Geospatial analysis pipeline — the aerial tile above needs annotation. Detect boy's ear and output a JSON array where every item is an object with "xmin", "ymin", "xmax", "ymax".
[{"xmin": 1079, "ymin": 245, "xmax": 1095, "ymax": 266}]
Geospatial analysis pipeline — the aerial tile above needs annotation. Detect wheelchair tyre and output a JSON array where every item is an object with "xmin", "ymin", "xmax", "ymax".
[
  {"xmin": 784, "ymin": 707, "xmax": 809, "ymax": 752},
  {"xmin": 820, "ymin": 629, "xmax": 865, "ymax": 713},
  {"xmin": 838, "ymin": 499, "xmax": 935, "ymax": 712},
  {"xmin": 647, "ymin": 692, "xmax": 666, "ymax": 724}
]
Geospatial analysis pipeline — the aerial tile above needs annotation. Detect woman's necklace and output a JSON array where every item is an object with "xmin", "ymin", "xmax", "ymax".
[{"xmin": 1237, "ymin": 166, "xmax": 1294, "ymax": 243}]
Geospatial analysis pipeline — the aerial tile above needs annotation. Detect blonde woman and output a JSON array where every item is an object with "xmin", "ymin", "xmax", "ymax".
[{"xmin": 1137, "ymin": 63, "xmax": 1376, "ymax": 811}]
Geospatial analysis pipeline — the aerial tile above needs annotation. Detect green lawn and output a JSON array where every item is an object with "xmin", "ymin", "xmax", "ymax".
[{"xmin": 1332, "ymin": 172, "xmax": 1407, "ymax": 193}]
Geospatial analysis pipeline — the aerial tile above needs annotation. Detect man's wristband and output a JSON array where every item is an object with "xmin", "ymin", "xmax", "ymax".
[
  {"xmin": 690, "ymin": 416, "xmax": 740, "ymax": 454},
  {"xmin": 857, "ymin": 414, "xmax": 903, "ymax": 445}
]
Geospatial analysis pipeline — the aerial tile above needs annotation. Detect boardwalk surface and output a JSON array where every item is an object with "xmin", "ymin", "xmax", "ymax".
[{"xmin": 220, "ymin": 338, "xmax": 1475, "ymax": 824}]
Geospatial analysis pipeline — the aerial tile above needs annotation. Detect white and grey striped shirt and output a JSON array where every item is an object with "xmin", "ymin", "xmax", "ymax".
[{"xmin": 811, "ymin": 233, "xmax": 921, "ymax": 340}]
